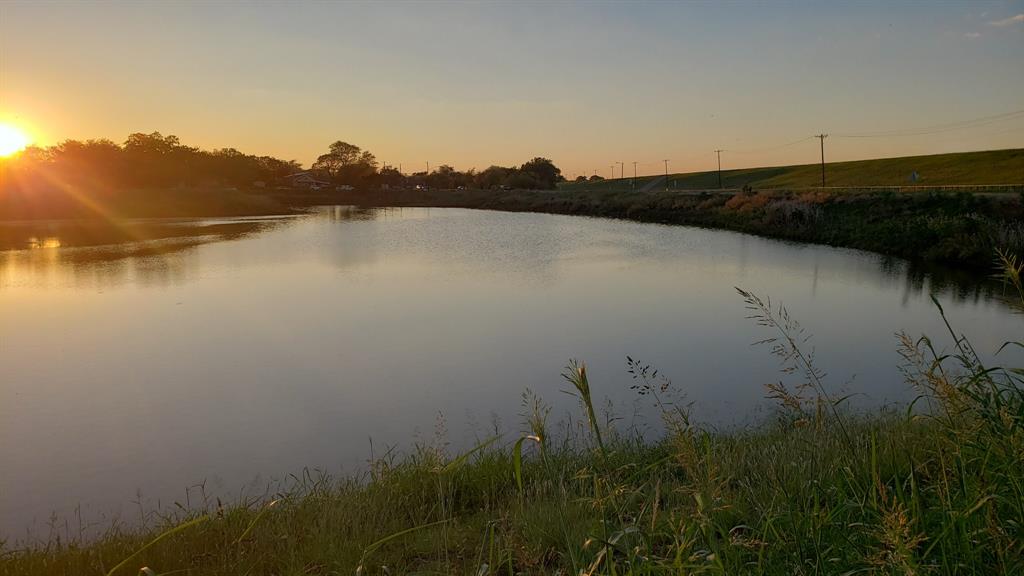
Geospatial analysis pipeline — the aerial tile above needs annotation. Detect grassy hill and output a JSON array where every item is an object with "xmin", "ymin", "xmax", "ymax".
[{"xmin": 558, "ymin": 148, "xmax": 1024, "ymax": 192}]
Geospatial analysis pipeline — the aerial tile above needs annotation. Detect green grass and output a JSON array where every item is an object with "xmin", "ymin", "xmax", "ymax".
[
  {"xmin": 558, "ymin": 148, "xmax": 1024, "ymax": 193},
  {"xmin": 4, "ymin": 256, "xmax": 1022, "ymax": 575}
]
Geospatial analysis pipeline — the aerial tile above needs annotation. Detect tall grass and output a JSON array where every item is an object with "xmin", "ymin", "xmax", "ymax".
[{"xmin": 3, "ymin": 261, "xmax": 1022, "ymax": 575}]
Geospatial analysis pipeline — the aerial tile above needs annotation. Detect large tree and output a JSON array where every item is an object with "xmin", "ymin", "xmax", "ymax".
[
  {"xmin": 519, "ymin": 157, "xmax": 562, "ymax": 189},
  {"xmin": 312, "ymin": 141, "xmax": 378, "ymax": 186},
  {"xmin": 475, "ymin": 166, "xmax": 512, "ymax": 189},
  {"xmin": 427, "ymin": 165, "xmax": 458, "ymax": 189}
]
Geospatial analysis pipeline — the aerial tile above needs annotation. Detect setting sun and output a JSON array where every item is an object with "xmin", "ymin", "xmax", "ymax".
[{"xmin": 0, "ymin": 124, "xmax": 30, "ymax": 157}]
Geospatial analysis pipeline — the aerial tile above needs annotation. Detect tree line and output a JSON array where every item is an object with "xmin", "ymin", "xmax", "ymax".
[
  {"xmin": 2, "ymin": 133, "xmax": 301, "ymax": 191},
  {"xmin": 311, "ymin": 140, "xmax": 564, "ymax": 190},
  {"xmin": 1, "ymin": 134, "xmax": 565, "ymax": 193}
]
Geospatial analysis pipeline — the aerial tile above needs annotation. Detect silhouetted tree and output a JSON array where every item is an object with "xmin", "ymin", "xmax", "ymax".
[
  {"xmin": 0, "ymin": 133, "xmax": 304, "ymax": 219},
  {"xmin": 377, "ymin": 166, "xmax": 405, "ymax": 188},
  {"xmin": 519, "ymin": 157, "xmax": 562, "ymax": 189},
  {"xmin": 312, "ymin": 141, "xmax": 378, "ymax": 187},
  {"xmin": 506, "ymin": 171, "xmax": 541, "ymax": 189},
  {"xmin": 49, "ymin": 139, "xmax": 125, "ymax": 185},
  {"xmin": 475, "ymin": 166, "xmax": 512, "ymax": 189},
  {"xmin": 427, "ymin": 165, "xmax": 458, "ymax": 189}
]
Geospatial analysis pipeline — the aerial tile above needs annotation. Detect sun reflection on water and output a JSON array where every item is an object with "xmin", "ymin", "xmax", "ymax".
[{"xmin": 27, "ymin": 236, "xmax": 62, "ymax": 249}]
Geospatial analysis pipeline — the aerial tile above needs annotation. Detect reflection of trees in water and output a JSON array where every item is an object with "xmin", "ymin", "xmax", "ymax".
[
  {"xmin": 325, "ymin": 205, "xmax": 379, "ymax": 222},
  {"xmin": 314, "ymin": 206, "xmax": 428, "ymax": 272},
  {"xmin": 1, "ymin": 209, "xmax": 1018, "ymax": 312},
  {"xmin": 0, "ymin": 220, "xmax": 277, "ymax": 290},
  {"xmin": 2, "ymin": 238, "xmax": 202, "ymax": 290},
  {"xmin": 321, "ymin": 205, "xmax": 431, "ymax": 223},
  {"xmin": 0, "ymin": 219, "xmax": 275, "ymax": 251},
  {"xmin": 877, "ymin": 254, "xmax": 1017, "ymax": 310}
]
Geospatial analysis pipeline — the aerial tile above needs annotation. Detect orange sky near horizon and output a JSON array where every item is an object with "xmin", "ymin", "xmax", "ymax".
[{"xmin": 2, "ymin": 2, "xmax": 1022, "ymax": 178}]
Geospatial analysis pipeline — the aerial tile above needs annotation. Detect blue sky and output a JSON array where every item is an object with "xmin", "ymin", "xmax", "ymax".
[{"xmin": 2, "ymin": 1, "xmax": 1022, "ymax": 176}]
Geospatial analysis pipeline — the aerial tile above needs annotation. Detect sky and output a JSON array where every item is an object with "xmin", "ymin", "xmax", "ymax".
[{"xmin": 1, "ymin": 1, "xmax": 1023, "ymax": 178}]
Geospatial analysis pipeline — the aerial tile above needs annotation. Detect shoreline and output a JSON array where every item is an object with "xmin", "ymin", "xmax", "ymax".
[
  {"xmin": 331, "ymin": 186, "xmax": 1023, "ymax": 272},
  {"xmin": 4, "ymin": 185, "xmax": 1022, "ymax": 272}
]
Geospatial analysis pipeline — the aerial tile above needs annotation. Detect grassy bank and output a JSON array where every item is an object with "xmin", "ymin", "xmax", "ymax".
[
  {"xmin": 341, "ymin": 186, "xmax": 1024, "ymax": 271},
  {"xmin": 6, "ymin": 183, "xmax": 1020, "ymax": 272},
  {"xmin": 558, "ymin": 149, "xmax": 1024, "ymax": 192},
  {"xmin": 346, "ymin": 149, "xmax": 1024, "ymax": 271},
  {"xmin": 5, "ymin": 262, "xmax": 1022, "ymax": 575}
]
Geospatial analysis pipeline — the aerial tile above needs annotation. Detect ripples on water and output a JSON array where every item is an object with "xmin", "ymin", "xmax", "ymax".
[{"xmin": 1, "ymin": 206, "xmax": 1020, "ymax": 540}]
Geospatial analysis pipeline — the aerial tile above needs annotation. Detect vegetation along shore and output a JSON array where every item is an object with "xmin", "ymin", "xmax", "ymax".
[
  {"xmin": 3, "ymin": 135, "xmax": 1022, "ymax": 271},
  {"xmin": 344, "ymin": 185, "xmax": 1023, "ymax": 272}
]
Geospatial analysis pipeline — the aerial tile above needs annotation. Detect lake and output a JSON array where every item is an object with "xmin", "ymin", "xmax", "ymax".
[{"xmin": 1, "ymin": 206, "xmax": 1021, "ymax": 541}]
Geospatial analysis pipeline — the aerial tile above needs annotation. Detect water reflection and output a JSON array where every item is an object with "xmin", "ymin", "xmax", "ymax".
[
  {"xmin": 875, "ymin": 254, "xmax": 1020, "ymax": 311},
  {"xmin": 2, "ymin": 208, "xmax": 1012, "ymax": 305},
  {"xmin": 1, "ymin": 206, "xmax": 1021, "ymax": 542},
  {"xmin": 0, "ymin": 216, "xmax": 289, "ymax": 251},
  {"xmin": 0, "ymin": 216, "xmax": 290, "ymax": 290}
]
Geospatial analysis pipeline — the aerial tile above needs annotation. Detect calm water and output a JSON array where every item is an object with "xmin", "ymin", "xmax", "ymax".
[{"xmin": 1, "ymin": 207, "xmax": 1021, "ymax": 540}]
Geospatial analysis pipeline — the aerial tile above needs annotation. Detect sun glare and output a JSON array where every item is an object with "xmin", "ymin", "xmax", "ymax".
[{"xmin": 0, "ymin": 124, "xmax": 31, "ymax": 157}]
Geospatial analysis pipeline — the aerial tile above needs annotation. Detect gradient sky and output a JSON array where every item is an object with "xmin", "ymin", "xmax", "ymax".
[{"xmin": 2, "ymin": 1, "xmax": 1022, "ymax": 177}]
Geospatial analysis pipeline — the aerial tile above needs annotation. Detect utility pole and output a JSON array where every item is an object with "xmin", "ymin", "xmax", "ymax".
[
  {"xmin": 715, "ymin": 149, "xmax": 723, "ymax": 189},
  {"xmin": 426, "ymin": 161, "xmax": 430, "ymax": 174},
  {"xmin": 662, "ymin": 159, "xmax": 670, "ymax": 191},
  {"xmin": 815, "ymin": 134, "xmax": 828, "ymax": 187},
  {"xmin": 616, "ymin": 162, "xmax": 624, "ymax": 180},
  {"xmin": 632, "ymin": 161, "xmax": 638, "ymax": 190},
  {"xmin": 609, "ymin": 165, "xmax": 614, "ymax": 179},
  {"xmin": 399, "ymin": 163, "xmax": 402, "ymax": 175}
]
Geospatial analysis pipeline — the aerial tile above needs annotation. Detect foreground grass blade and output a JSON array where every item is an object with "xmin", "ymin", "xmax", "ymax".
[
  {"xmin": 105, "ymin": 515, "xmax": 210, "ymax": 576},
  {"xmin": 233, "ymin": 498, "xmax": 281, "ymax": 545},
  {"xmin": 512, "ymin": 435, "xmax": 540, "ymax": 493},
  {"xmin": 441, "ymin": 436, "xmax": 498, "ymax": 474},
  {"xmin": 357, "ymin": 519, "xmax": 451, "ymax": 572}
]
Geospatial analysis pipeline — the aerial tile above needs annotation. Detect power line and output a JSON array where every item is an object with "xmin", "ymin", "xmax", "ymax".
[
  {"xmin": 576, "ymin": 108, "xmax": 1023, "ymax": 178},
  {"xmin": 725, "ymin": 135, "xmax": 816, "ymax": 155},
  {"xmin": 834, "ymin": 108, "xmax": 1024, "ymax": 138}
]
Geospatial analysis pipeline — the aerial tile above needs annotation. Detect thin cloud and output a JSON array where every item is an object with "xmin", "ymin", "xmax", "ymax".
[
  {"xmin": 989, "ymin": 14, "xmax": 1024, "ymax": 26},
  {"xmin": 964, "ymin": 32, "xmax": 982, "ymax": 38}
]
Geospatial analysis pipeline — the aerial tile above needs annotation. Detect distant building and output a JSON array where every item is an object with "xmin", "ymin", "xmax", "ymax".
[{"xmin": 284, "ymin": 171, "xmax": 331, "ymax": 189}]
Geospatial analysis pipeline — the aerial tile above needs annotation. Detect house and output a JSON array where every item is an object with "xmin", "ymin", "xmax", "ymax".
[{"xmin": 284, "ymin": 171, "xmax": 332, "ymax": 190}]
